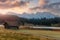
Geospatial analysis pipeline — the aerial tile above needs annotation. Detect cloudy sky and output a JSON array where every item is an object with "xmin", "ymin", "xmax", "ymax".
[{"xmin": 0, "ymin": 0, "xmax": 60, "ymax": 16}]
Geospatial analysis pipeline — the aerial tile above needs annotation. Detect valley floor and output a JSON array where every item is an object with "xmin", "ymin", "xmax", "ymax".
[{"xmin": 0, "ymin": 26, "xmax": 60, "ymax": 40}]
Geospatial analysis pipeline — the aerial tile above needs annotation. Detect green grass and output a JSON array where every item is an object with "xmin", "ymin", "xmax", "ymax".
[{"xmin": 0, "ymin": 26, "xmax": 59, "ymax": 40}]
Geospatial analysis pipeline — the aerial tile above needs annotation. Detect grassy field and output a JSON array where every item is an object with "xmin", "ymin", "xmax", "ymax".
[{"xmin": 0, "ymin": 26, "xmax": 60, "ymax": 40}]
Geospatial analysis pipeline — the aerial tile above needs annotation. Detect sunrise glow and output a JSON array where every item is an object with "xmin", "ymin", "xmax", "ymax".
[{"xmin": 0, "ymin": 0, "xmax": 59, "ymax": 16}]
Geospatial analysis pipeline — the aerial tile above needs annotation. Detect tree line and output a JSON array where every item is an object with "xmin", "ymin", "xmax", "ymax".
[{"xmin": 19, "ymin": 17, "xmax": 60, "ymax": 26}]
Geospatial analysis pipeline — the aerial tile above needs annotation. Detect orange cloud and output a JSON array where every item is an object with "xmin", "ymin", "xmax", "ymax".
[
  {"xmin": 39, "ymin": 0, "xmax": 48, "ymax": 7},
  {"xmin": 0, "ymin": 0, "xmax": 29, "ymax": 9},
  {"xmin": 0, "ymin": 0, "xmax": 60, "ymax": 16},
  {"xmin": 0, "ymin": 0, "xmax": 30, "ymax": 14}
]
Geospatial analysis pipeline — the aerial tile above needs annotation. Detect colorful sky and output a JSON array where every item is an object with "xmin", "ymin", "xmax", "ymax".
[{"xmin": 0, "ymin": 0, "xmax": 60, "ymax": 16}]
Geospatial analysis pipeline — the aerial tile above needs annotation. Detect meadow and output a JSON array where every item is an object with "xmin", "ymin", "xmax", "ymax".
[{"xmin": 0, "ymin": 26, "xmax": 60, "ymax": 40}]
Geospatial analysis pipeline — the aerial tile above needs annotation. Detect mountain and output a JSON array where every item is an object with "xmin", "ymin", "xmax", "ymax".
[
  {"xmin": 18, "ymin": 12, "xmax": 57, "ymax": 19},
  {"xmin": 7, "ymin": 12, "xmax": 57, "ymax": 19}
]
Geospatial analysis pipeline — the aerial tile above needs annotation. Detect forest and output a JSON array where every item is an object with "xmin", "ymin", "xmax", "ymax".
[{"xmin": 19, "ymin": 17, "xmax": 60, "ymax": 27}]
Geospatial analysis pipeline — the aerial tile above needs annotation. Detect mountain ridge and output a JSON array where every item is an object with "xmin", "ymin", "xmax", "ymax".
[{"xmin": 7, "ymin": 12, "xmax": 57, "ymax": 19}]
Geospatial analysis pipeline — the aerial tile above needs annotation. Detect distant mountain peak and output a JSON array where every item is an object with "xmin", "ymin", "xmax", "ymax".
[
  {"xmin": 18, "ymin": 12, "xmax": 57, "ymax": 19},
  {"xmin": 7, "ymin": 12, "xmax": 57, "ymax": 19}
]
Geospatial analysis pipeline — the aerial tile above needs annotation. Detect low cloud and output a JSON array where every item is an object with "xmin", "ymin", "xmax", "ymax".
[
  {"xmin": 0, "ymin": 0, "xmax": 60, "ymax": 16},
  {"xmin": 0, "ymin": 0, "xmax": 30, "ymax": 9},
  {"xmin": 29, "ymin": 1, "xmax": 60, "ymax": 16}
]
